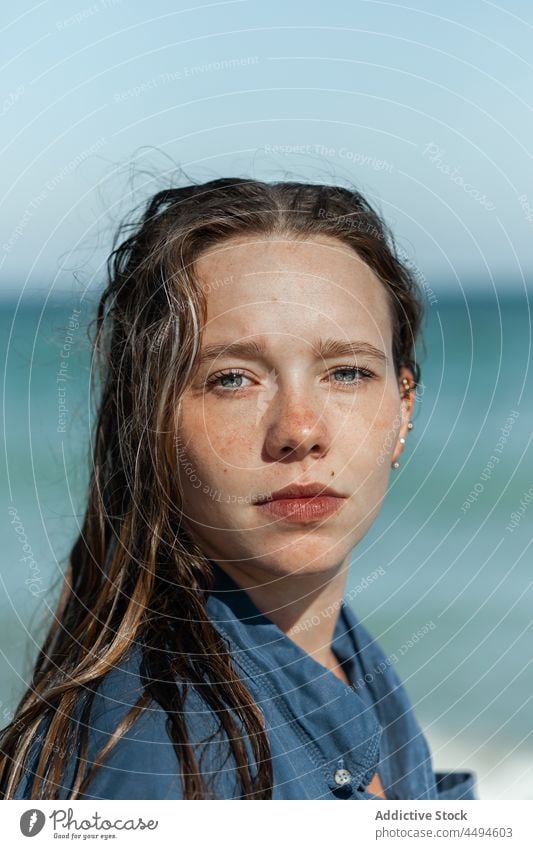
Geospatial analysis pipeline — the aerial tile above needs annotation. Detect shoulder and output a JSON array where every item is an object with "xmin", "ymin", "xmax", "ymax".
[
  {"xmin": 79, "ymin": 644, "xmax": 185, "ymax": 799},
  {"xmin": 82, "ymin": 642, "xmax": 244, "ymax": 800},
  {"xmin": 15, "ymin": 643, "xmax": 240, "ymax": 800}
]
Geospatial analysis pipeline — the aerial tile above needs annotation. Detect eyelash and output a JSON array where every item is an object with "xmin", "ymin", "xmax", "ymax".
[{"xmin": 206, "ymin": 365, "xmax": 376, "ymax": 393}]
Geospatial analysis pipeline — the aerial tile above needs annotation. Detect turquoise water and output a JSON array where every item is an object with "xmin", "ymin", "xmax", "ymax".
[
  {"xmin": 1, "ymin": 290, "xmax": 532, "ymax": 789},
  {"xmin": 350, "ymin": 290, "xmax": 533, "ymax": 765}
]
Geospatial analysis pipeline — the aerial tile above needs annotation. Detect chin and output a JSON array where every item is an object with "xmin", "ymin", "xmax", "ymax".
[{"xmin": 243, "ymin": 537, "xmax": 353, "ymax": 579}]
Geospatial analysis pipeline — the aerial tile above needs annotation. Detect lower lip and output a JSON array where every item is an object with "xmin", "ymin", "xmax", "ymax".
[{"xmin": 256, "ymin": 496, "xmax": 345, "ymax": 523}]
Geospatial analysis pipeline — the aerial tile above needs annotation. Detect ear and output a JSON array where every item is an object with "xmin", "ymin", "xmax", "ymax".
[{"xmin": 391, "ymin": 366, "xmax": 416, "ymax": 465}]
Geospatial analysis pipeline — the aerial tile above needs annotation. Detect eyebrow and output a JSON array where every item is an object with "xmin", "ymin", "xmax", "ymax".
[{"xmin": 198, "ymin": 337, "xmax": 389, "ymax": 365}]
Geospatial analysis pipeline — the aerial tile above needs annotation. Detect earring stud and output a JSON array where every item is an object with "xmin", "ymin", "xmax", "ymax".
[
  {"xmin": 392, "ymin": 460, "xmax": 400, "ymax": 469},
  {"xmin": 407, "ymin": 421, "xmax": 414, "ymax": 430},
  {"xmin": 401, "ymin": 377, "xmax": 416, "ymax": 399}
]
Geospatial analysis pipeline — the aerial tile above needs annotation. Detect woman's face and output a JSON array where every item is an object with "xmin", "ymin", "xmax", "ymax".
[{"xmin": 176, "ymin": 234, "xmax": 414, "ymax": 579}]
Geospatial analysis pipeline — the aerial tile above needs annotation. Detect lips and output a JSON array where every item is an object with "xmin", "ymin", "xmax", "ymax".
[{"xmin": 254, "ymin": 482, "xmax": 345, "ymax": 504}]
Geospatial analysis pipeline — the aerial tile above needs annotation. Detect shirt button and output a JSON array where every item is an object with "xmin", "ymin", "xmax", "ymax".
[{"xmin": 333, "ymin": 767, "xmax": 352, "ymax": 786}]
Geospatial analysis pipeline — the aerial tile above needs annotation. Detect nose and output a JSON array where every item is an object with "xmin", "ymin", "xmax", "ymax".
[{"xmin": 262, "ymin": 386, "xmax": 330, "ymax": 462}]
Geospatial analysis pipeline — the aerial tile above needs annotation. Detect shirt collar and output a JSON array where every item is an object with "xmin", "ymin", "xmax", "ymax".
[{"xmin": 205, "ymin": 558, "xmax": 382, "ymax": 791}]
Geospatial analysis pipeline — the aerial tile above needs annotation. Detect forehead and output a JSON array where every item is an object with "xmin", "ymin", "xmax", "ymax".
[{"xmin": 193, "ymin": 234, "xmax": 394, "ymax": 348}]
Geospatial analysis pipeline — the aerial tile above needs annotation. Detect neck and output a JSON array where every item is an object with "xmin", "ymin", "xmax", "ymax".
[{"xmin": 210, "ymin": 556, "xmax": 350, "ymax": 672}]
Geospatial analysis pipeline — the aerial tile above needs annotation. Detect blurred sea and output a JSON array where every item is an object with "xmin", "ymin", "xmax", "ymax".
[{"xmin": 1, "ymin": 288, "xmax": 532, "ymax": 799}]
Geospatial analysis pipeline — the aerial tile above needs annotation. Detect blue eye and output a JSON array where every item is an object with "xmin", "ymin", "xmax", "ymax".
[
  {"xmin": 332, "ymin": 367, "xmax": 374, "ymax": 384},
  {"xmin": 208, "ymin": 369, "xmax": 250, "ymax": 391},
  {"xmin": 206, "ymin": 365, "xmax": 376, "ymax": 394}
]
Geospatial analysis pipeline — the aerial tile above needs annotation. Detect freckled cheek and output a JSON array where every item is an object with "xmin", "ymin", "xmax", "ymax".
[
  {"xmin": 182, "ymin": 415, "xmax": 256, "ymax": 471},
  {"xmin": 212, "ymin": 428, "xmax": 255, "ymax": 463},
  {"xmin": 339, "ymin": 400, "xmax": 401, "ymax": 466}
]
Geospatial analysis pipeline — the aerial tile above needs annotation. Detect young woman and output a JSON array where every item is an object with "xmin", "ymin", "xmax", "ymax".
[{"xmin": 0, "ymin": 177, "xmax": 476, "ymax": 800}]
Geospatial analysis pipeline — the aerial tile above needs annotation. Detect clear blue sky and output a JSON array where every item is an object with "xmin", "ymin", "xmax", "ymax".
[{"xmin": 2, "ymin": 0, "xmax": 533, "ymax": 297}]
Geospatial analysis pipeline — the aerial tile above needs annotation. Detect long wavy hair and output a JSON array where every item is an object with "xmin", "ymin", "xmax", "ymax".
[{"xmin": 0, "ymin": 176, "xmax": 425, "ymax": 800}]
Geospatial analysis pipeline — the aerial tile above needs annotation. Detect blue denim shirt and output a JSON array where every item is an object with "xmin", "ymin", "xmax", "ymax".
[{"xmin": 14, "ymin": 560, "xmax": 477, "ymax": 800}]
